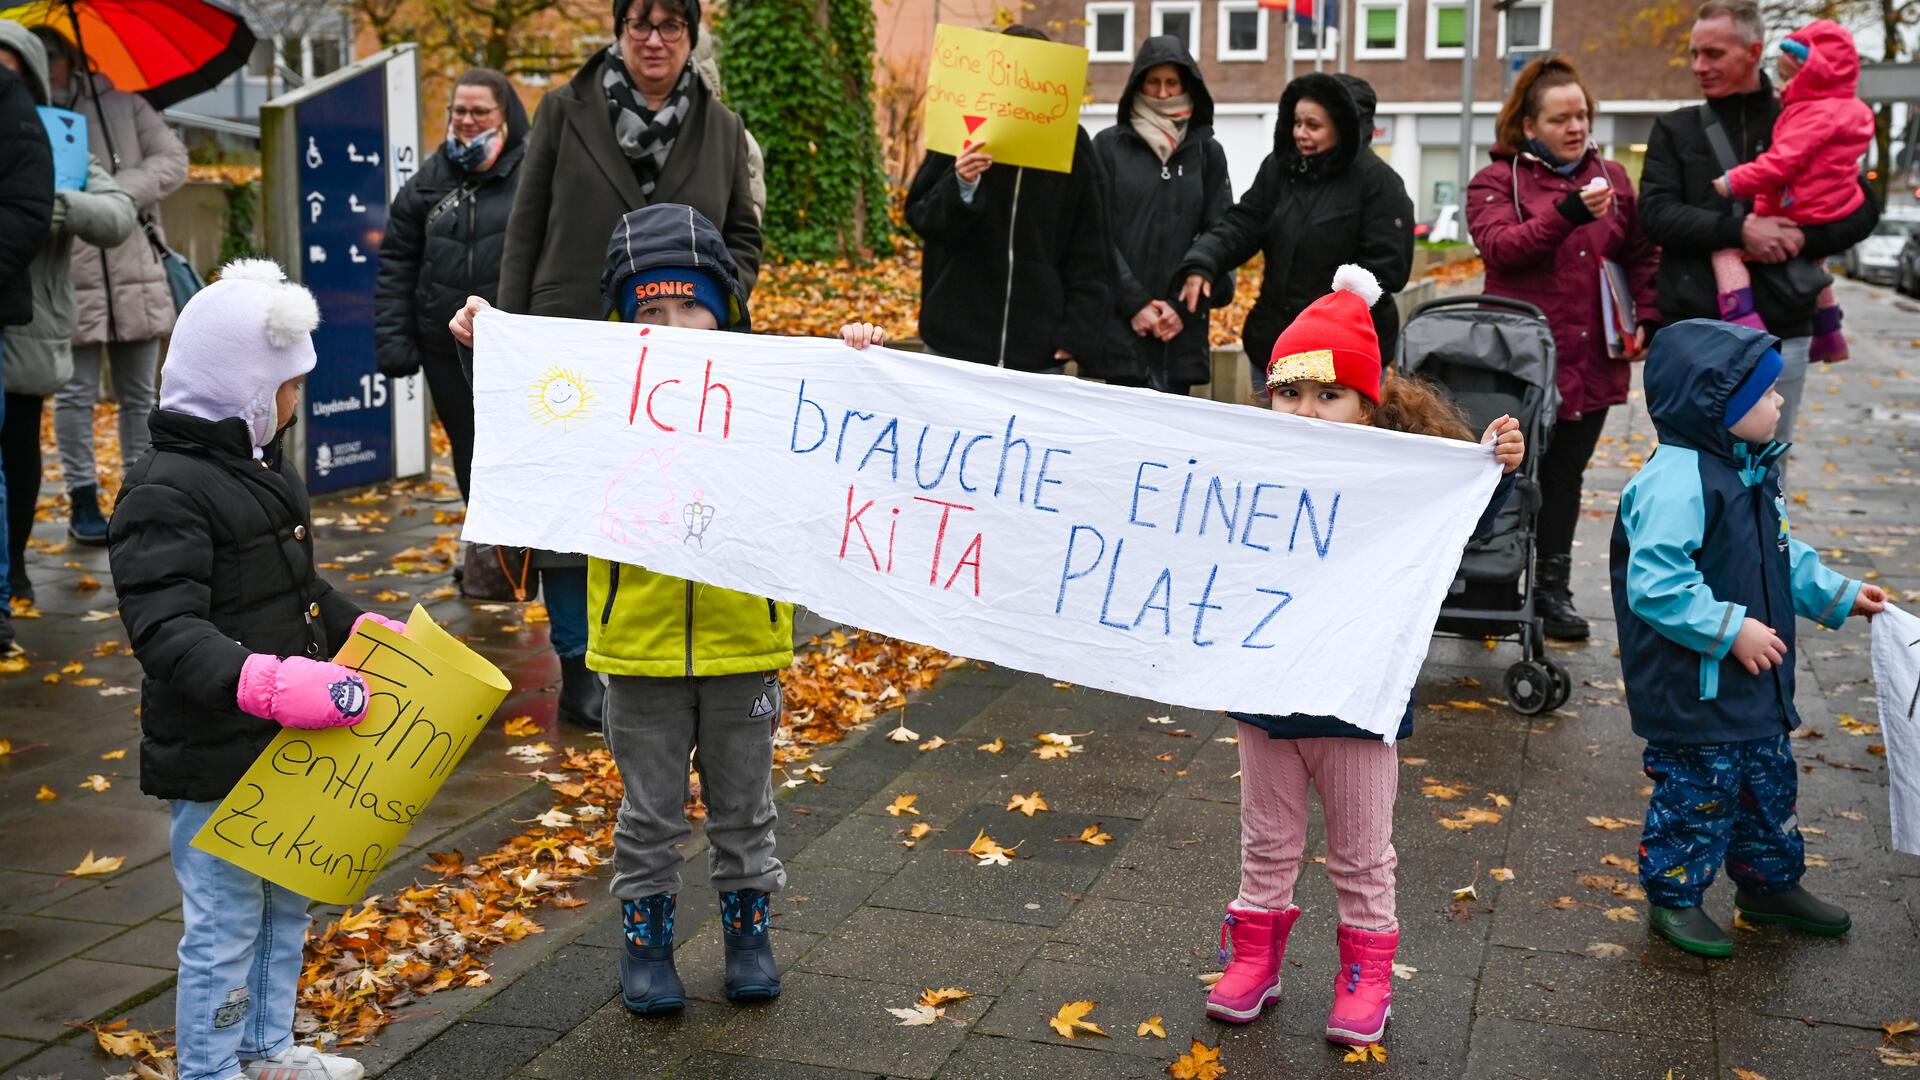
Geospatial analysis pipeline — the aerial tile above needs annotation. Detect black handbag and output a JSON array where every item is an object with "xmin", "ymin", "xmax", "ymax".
[{"xmin": 460, "ymin": 543, "xmax": 534, "ymax": 602}]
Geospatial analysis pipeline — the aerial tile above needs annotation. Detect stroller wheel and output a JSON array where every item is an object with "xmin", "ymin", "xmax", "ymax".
[
  {"xmin": 1544, "ymin": 661, "xmax": 1572, "ymax": 713},
  {"xmin": 1505, "ymin": 661, "xmax": 1555, "ymax": 715}
]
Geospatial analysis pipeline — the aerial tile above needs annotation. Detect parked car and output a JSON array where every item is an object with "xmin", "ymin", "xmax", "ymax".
[
  {"xmin": 1847, "ymin": 213, "xmax": 1919, "ymax": 286},
  {"xmin": 1416, "ymin": 203, "xmax": 1462, "ymax": 243}
]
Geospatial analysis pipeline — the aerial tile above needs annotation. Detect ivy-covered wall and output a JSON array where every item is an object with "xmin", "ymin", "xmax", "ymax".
[{"xmin": 716, "ymin": 0, "xmax": 893, "ymax": 261}]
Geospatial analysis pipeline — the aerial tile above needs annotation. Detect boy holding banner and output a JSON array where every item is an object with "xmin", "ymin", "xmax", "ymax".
[
  {"xmin": 1213, "ymin": 266, "xmax": 1524, "ymax": 1047},
  {"xmin": 108, "ymin": 261, "xmax": 396, "ymax": 1080}
]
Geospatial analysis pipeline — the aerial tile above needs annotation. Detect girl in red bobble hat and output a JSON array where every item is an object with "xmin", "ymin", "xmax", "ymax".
[{"xmin": 1206, "ymin": 265, "xmax": 1523, "ymax": 1047}]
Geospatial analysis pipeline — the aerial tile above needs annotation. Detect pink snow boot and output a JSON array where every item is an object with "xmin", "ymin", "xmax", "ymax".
[
  {"xmin": 1326, "ymin": 925, "xmax": 1398, "ymax": 1045},
  {"xmin": 1205, "ymin": 903, "xmax": 1300, "ymax": 1023}
]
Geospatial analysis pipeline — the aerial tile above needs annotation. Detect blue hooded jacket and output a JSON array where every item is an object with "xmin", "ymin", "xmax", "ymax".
[{"xmin": 1609, "ymin": 320, "xmax": 1860, "ymax": 745}]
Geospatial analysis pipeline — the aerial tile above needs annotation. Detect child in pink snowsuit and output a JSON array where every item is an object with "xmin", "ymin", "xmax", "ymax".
[
  {"xmin": 1206, "ymin": 265, "xmax": 1524, "ymax": 1046},
  {"xmin": 1711, "ymin": 20, "xmax": 1874, "ymax": 361}
]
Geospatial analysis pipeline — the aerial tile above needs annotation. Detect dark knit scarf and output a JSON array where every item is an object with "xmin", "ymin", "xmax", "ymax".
[
  {"xmin": 602, "ymin": 46, "xmax": 694, "ymax": 197},
  {"xmin": 1283, "ymin": 148, "xmax": 1339, "ymax": 182}
]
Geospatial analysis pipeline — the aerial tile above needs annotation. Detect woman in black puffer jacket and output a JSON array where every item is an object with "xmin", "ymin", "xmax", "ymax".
[
  {"xmin": 1177, "ymin": 73, "xmax": 1414, "ymax": 400},
  {"xmin": 374, "ymin": 68, "xmax": 529, "ymax": 500}
]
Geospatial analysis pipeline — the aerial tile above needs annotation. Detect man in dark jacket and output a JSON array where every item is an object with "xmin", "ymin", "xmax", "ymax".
[
  {"xmin": 1177, "ymin": 72, "xmax": 1413, "ymax": 398},
  {"xmin": 905, "ymin": 25, "xmax": 1110, "ymax": 373},
  {"xmin": 375, "ymin": 68, "xmax": 530, "ymax": 500},
  {"xmin": 1090, "ymin": 35, "xmax": 1233, "ymax": 392},
  {"xmin": 1638, "ymin": 0, "xmax": 1877, "ymax": 458}
]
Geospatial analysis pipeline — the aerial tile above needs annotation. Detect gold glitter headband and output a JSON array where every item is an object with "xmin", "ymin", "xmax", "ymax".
[{"xmin": 1266, "ymin": 349, "xmax": 1337, "ymax": 389}]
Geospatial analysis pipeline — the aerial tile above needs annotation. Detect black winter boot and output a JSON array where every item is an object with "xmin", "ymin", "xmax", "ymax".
[
  {"xmin": 68, "ymin": 484, "xmax": 108, "ymax": 547},
  {"xmin": 557, "ymin": 654, "xmax": 604, "ymax": 731},
  {"xmin": 720, "ymin": 889, "xmax": 780, "ymax": 1002},
  {"xmin": 1535, "ymin": 554, "xmax": 1589, "ymax": 641},
  {"xmin": 618, "ymin": 894, "xmax": 685, "ymax": 1015},
  {"xmin": 1735, "ymin": 885, "xmax": 1851, "ymax": 935}
]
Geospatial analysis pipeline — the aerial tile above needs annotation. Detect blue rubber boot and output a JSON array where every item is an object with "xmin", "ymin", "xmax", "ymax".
[
  {"xmin": 619, "ymin": 894, "xmax": 685, "ymax": 1015},
  {"xmin": 720, "ymin": 889, "xmax": 780, "ymax": 1002}
]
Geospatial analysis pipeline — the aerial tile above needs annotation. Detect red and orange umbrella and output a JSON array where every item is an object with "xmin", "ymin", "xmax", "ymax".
[{"xmin": 0, "ymin": 0, "xmax": 255, "ymax": 108}]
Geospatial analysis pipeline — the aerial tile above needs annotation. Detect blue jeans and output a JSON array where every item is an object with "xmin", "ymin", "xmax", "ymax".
[
  {"xmin": 543, "ymin": 565, "xmax": 588, "ymax": 659},
  {"xmin": 1638, "ymin": 734, "xmax": 1803, "ymax": 908},
  {"xmin": 170, "ymin": 799, "xmax": 311, "ymax": 1080}
]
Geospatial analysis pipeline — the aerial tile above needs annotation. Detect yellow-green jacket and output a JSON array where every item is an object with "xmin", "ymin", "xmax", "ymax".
[{"xmin": 586, "ymin": 558, "xmax": 794, "ymax": 677}]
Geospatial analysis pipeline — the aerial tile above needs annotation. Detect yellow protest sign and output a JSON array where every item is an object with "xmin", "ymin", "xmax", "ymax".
[
  {"xmin": 923, "ymin": 24, "xmax": 1088, "ymax": 173},
  {"xmin": 192, "ymin": 605, "xmax": 512, "ymax": 904}
]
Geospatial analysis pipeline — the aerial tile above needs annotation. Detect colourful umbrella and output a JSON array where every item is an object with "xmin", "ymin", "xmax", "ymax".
[{"xmin": 0, "ymin": 0, "xmax": 256, "ymax": 109}]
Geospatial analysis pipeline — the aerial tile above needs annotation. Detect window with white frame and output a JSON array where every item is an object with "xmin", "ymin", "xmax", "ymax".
[
  {"xmin": 1086, "ymin": 2, "xmax": 1135, "ymax": 61},
  {"xmin": 1151, "ymin": 2, "xmax": 1202, "ymax": 55},
  {"xmin": 1291, "ymin": 17, "xmax": 1338, "ymax": 60},
  {"xmin": 1354, "ymin": 0, "xmax": 1406, "ymax": 60},
  {"xmin": 1217, "ymin": 0, "xmax": 1267, "ymax": 61},
  {"xmin": 1425, "ymin": 0, "xmax": 1467, "ymax": 59},
  {"xmin": 1498, "ymin": 0, "xmax": 1551, "ymax": 54}
]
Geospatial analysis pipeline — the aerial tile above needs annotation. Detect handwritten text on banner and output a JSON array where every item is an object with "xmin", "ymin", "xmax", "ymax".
[
  {"xmin": 464, "ymin": 311, "xmax": 1501, "ymax": 739},
  {"xmin": 922, "ymin": 23, "xmax": 1087, "ymax": 173}
]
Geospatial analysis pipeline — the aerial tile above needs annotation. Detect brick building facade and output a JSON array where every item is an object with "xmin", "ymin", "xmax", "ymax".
[{"xmin": 1013, "ymin": 0, "xmax": 1702, "ymax": 218}]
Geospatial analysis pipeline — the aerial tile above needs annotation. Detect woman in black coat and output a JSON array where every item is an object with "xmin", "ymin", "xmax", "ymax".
[
  {"xmin": 1178, "ymin": 73, "xmax": 1414, "ymax": 399},
  {"xmin": 374, "ymin": 68, "xmax": 529, "ymax": 501},
  {"xmin": 1090, "ymin": 35, "xmax": 1233, "ymax": 393}
]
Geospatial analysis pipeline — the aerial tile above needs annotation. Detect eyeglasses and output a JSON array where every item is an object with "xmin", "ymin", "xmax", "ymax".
[
  {"xmin": 621, "ymin": 16, "xmax": 688, "ymax": 43},
  {"xmin": 449, "ymin": 105, "xmax": 498, "ymax": 119}
]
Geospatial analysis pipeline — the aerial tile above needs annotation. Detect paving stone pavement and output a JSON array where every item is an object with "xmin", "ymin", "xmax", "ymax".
[{"xmin": 4, "ymin": 279, "xmax": 1918, "ymax": 1079}]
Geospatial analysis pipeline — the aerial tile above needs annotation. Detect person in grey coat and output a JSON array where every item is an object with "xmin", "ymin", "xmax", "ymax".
[
  {"xmin": 0, "ymin": 23, "xmax": 135, "ymax": 631},
  {"xmin": 31, "ymin": 26, "xmax": 188, "ymax": 546}
]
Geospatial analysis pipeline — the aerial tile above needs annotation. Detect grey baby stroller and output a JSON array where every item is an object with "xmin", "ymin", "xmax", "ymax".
[{"xmin": 1393, "ymin": 295, "xmax": 1570, "ymax": 714}]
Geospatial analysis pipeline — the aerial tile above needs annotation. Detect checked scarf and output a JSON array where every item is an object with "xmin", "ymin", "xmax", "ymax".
[{"xmin": 602, "ymin": 46, "xmax": 694, "ymax": 198}]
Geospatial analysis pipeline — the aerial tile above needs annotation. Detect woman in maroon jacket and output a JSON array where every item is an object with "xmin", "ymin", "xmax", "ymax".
[{"xmin": 1467, "ymin": 56, "xmax": 1658, "ymax": 642}]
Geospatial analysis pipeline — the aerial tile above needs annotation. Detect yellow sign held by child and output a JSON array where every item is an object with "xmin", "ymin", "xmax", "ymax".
[
  {"xmin": 191, "ymin": 605, "xmax": 512, "ymax": 904},
  {"xmin": 922, "ymin": 24, "xmax": 1088, "ymax": 174}
]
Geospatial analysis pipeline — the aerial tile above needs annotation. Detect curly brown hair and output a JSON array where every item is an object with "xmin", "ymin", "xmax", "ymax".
[
  {"xmin": 1366, "ymin": 371, "xmax": 1477, "ymax": 442},
  {"xmin": 1495, "ymin": 55, "xmax": 1597, "ymax": 154}
]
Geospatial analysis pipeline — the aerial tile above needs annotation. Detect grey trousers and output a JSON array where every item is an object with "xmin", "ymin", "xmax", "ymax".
[
  {"xmin": 55, "ymin": 338, "xmax": 160, "ymax": 491},
  {"xmin": 1771, "ymin": 335, "xmax": 1811, "ymax": 485},
  {"xmin": 604, "ymin": 671, "xmax": 786, "ymax": 900}
]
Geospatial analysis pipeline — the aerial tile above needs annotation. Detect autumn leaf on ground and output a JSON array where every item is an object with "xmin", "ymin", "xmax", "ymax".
[
  {"xmin": 1586, "ymin": 816, "xmax": 1635, "ymax": 830},
  {"xmin": 1452, "ymin": 883, "xmax": 1478, "ymax": 902},
  {"xmin": 978, "ymin": 737, "xmax": 1005, "ymax": 753},
  {"xmin": 1169, "ymin": 1038, "xmax": 1226, "ymax": 1078},
  {"xmin": 919, "ymin": 987, "xmax": 972, "ymax": 1008},
  {"xmin": 1838, "ymin": 713, "xmax": 1880, "ymax": 736},
  {"xmin": 1447, "ymin": 699, "xmax": 1490, "ymax": 711},
  {"xmin": 1342, "ymin": 1043, "xmax": 1388, "ymax": 1063},
  {"xmin": 902, "ymin": 821, "xmax": 934, "ymax": 848},
  {"xmin": 35, "ymin": 784, "xmax": 57, "ymax": 801},
  {"xmin": 1876, "ymin": 1046, "xmax": 1920, "ymax": 1066},
  {"xmin": 1548, "ymin": 896, "xmax": 1581, "ymax": 910},
  {"xmin": 1586, "ymin": 942, "xmax": 1628, "ymax": 959},
  {"xmin": 887, "ymin": 793, "xmax": 920, "ymax": 817},
  {"xmin": 1439, "ymin": 807, "xmax": 1502, "ymax": 830},
  {"xmin": 0, "ymin": 652, "xmax": 28, "ymax": 674},
  {"xmin": 1485, "ymin": 792, "xmax": 1512, "ymax": 808},
  {"xmin": 1490, "ymin": 867, "xmax": 1515, "ymax": 882},
  {"xmin": 79, "ymin": 774, "xmax": 111, "ymax": 792},
  {"xmin": 61, "ymin": 661, "xmax": 84, "ymax": 674},
  {"xmin": 68, "ymin": 851, "xmax": 124, "ymax": 876},
  {"xmin": 336, "ymin": 903, "xmax": 385, "ymax": 933},
  {"xmin": 89, "ymin": 1020, "xmax": 164, "ymax": 1059},
  {"xmin": 1400, "ymin": 756, "xmax": 1428, "ymax": 765},
  {"xmin": 917, "ymin": 735, "xmax": 952, "ymax": 751},
  {"xmin": 1059, "ymin": 824, "xmax": 1114, "ymax": 846},
  {"xmin": 74, "ymin": 574, "xmax": 102, "ymax": 592},
  {"xmin": 100, "ymin": 748, "xmax": 127, "ymax": 761},
  {"xmin": 1603, "ymin": 905, "xmax": 1641, "ymax": 923},
  {"xmin": 1007, "ymin": 791, "xmax": 1048, "ymax": 816},
  {"xmin": 1732, "ymin": 912, "xmax": 1762, "ymax": 933},
  {"xmin": 1601, "ymin": 853, "xmax": 1638, "ymax": 871},
  {"xmin": 886, "ymin": 1004, "xmax": 943, "ymax": 1026},
  {"xmin": 1880, "ymin": 1017, "xmax": 1917, "ymax": 1043},
  {"xmin": 1047, "ymin": 1000, "xmax": 1108, "ymax": 1039},
  {"xmin": 502, "ymin": 716, "xmax": 541, "ymax": 737},
  {"xmin": 1730, "ymin": 1069, "xmax": 1769, "ymax": 1080},
  {"xmin": 887, "ymin": 719, "xmax": 920, "ymax": 743},
  {"xmin": 1137, "ymin": 1015, "xmax": 1166, "ymax": 1038},
  {"xmin": 960, "ymin": 828, "xmax": 1021, "ymax": 866},
  {"xmin": 1392, "ymin": 962, "xmax": 1418, "ymax": 979},
  {"xmin": 1420, "ymin": 780, "xmax": 1466, "ymax": 800}
]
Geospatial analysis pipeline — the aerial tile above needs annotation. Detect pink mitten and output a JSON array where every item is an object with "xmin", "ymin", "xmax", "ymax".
[
  {"xmin": 236, "ymin": 655, "xmax": 370, "ymax": 729},
  {"xmin": 351, "ymin": 611, "xmax": 407, "ymax": 637}
]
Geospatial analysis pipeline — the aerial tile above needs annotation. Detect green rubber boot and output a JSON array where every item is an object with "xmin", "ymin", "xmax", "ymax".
[
  {"xmin": 1649, "ymin": 904, "xmax": 1734, "ymax": 958},
  {"xmin": 1734, "ymin": 886, "xmax": 1851, "ymax": 936}
]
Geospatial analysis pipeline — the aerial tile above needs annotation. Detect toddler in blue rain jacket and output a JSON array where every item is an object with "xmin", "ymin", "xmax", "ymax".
[{"xmin": 1610, "ymin": 319, "xmax": 1884, "ymax": 958}]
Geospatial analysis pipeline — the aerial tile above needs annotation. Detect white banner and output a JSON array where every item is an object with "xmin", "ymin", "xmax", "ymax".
[
  {"xmin": 1871, "ymin": 605, "xmax": 1920, "ymax": 855},
  {"xmin": 464, "ymin": 310, "xmax": 1502, "ymax": 738}
]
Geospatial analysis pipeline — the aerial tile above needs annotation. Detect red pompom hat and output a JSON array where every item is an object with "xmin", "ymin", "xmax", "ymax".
[{"xmin": 1266, "ymin": 265, "xmax": 1386, "ymax": 403}]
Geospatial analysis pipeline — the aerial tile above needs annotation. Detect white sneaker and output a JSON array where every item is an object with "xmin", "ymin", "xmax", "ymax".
[{"xmin": 241, "ymin": 1044, "xmax": 365, "ymax": 1080}]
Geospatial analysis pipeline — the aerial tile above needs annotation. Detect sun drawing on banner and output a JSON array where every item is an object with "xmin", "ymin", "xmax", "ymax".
[{"xmin": 529, "ymin": 367, "xmax": 596, "ymax": 429}]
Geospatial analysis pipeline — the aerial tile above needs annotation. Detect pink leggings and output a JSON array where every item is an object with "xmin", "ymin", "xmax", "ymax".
[{"xmin": 1236, "ymin": 725, "xmax": 1398, "ymax": 932}]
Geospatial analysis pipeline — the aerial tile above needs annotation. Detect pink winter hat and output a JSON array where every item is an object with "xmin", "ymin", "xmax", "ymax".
[{"xmin": 158, "ymin": 259, "xmax": 320, "ymax": 450}]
